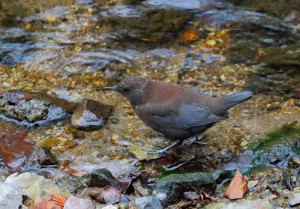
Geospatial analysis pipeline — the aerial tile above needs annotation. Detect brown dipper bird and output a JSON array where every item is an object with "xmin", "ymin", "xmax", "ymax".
[{"xmin": 103, "ymin": 76, "xmax": 252, "ymax": 142}]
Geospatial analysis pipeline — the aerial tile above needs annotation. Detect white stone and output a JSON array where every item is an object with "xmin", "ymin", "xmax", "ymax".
[
  {"xmin": 0, "ymin": 182, "xmax": 22, "ymax": 209},
  {"xmin": 100, "ymin": 205, "xmax": 118, "ymax": 209},
  {"xmin": 64, "ymin": 196, "xmax": 95, "ymax": 209},
  {"xmin": 289, "ymin": 193, "xmax": 300, "ymax": 206}
]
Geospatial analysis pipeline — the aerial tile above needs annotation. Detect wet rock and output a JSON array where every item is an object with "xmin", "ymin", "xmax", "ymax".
[
  {"xmin": 259, "ymin": 43, "xmax": 300, "ymax": 68},
  {"xmin": 64, "ymin": 196, "xmax": 95, "ymax": 209},
  {"xmin": 198, "ymin": 9, "xmax": 297, "ymax": 63},
  {"xmin": 0, "ymin": 98, "xmax": 48, "ymax": 122},
  {"xmin": 153, "ymin": 172, "xmax": 215, "ymax": 206},
  {"xmin": 225, "ymin": 0, "xmax": 300, "ymax": 20},
  {"xmin": 135, "ymin": 196, "xmax": 162, "ymax": 209},
  {"xmin": 90, "ymin": 168, "xmax": 122, "ymax": 190},
  {"xmin": 289, "ymin": 193, "xmax": 300, "ymax": 206},
  {"xmin": 24, "ymin": 146, "xmax": 58, "ymax": 169},
  {"xmin": 0, "ymin": 131, "xmax": 33, "ymax": 172},
  {"xmin": 71, "ymin": 99, "xmax": 112, "ymax": 130},
  {"xmin": 203, "ymin": 199, "xmax": 275, "ymax": 209},
  {"xmin": 5, "ymin": 172, "xmax": 70, "ymax": 204},
  {"xmin": 56, "ymin": 174, "xmax": 91, "ymax": 194},
  {"xmin": 0, "ymin": 182, "xmax": 22, "ymax": 209},
  {"xmin": 0, "ymin": 90, "xmax": 69, "ymax": 127},
  {"xmin": 100, "ymin": 5, "xmax": 190, "ymax": 41}
]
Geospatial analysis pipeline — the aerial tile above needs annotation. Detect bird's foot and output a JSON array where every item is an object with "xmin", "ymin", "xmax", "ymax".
[
  {"xmin": 142, "ymin": 142, "xmax": 178, "ymax": 156},
  {"xmin": 181, "ymin": 137, "xmax": 208, "ymax": 145},
  {"xmin": 163, "ymin": 160, "xmax": 189, "ymax": 171}
]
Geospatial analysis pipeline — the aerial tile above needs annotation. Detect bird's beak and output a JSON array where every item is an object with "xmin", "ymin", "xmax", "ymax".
[{"xmin": 102, "ymin": 86, "xmax": 118, "ymax": 91}]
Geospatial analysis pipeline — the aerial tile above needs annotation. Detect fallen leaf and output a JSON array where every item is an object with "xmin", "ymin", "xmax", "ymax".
[
  {"xmin": 47, "ymin": 194, "xmax": 67, "ymax": 209},
  {"xmin": 180, "ymin": 28, "xmax": 199, "ymax": 43},
  {"xmin": 224, "ymin": 170, "xmax": 249, "ymax": 199},
  {"xmin": 0, "ymin": 131, "xmax": 33, "ymax": 172},
  {"xmin": 189, "ymin": 184, "xmax": 215, "ymax": 203}
]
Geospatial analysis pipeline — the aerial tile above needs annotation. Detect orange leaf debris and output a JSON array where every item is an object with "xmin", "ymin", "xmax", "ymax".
[{"xmin": 224, "ymin": 170, "xmax": 249, "ymax": 199}]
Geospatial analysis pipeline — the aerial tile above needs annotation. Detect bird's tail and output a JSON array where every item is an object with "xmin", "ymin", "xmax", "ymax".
[{"xmin": 220, "ymin": 91, "xmax": 253, "ymax": 110}]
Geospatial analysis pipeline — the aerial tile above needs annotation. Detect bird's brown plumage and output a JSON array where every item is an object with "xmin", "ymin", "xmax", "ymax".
[{"xmin": 104, "ymin": 76, "xmax": 253, "ymax": 140}]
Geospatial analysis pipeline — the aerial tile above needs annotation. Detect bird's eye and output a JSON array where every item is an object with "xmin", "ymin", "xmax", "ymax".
[{"xmin": 122, "ymin": 87, "xmax": 130, "ymax": 92}]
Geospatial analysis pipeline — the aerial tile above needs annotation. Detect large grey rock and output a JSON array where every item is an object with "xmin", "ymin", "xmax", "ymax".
[
  {"xmin": 135, "ymin": 196, "xmax": 162, "ymax": 209},
  {"xmin": 289, "ymin": 193, "xmax": 300, "ymax": 206},
  {"xmin": 0, "ymin": 182, "xmax": 22, "ymax": 209},
  {"xmin": 203, "ymin": 199, "xmax": 275, "ymax": 209},
  {"xmin": 71, "ymin": 99, "xmax": 112, "ymax": 130},
  {"xmin": 154, "ymin": 172, "xmax": 215, "ymax": 206},
  {"xmin": 5, "ymin": 172, "xmax": 70, "ymax": 204}
]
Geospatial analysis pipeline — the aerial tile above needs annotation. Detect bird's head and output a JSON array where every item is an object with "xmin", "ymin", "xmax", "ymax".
[{"xmin": 103, "ymin": 76, "xmax": 150, "ymax": 106}]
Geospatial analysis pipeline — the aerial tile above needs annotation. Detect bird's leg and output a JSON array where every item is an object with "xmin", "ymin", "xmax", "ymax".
[
  {"xmin": 181, "ymin": 136, "xmax": 208, "ymax": 145},
  {"xmin": 142, "ymin": 141, "xmax": 178, "ymax": 156}
]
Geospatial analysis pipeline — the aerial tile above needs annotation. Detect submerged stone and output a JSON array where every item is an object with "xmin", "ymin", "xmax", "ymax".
[
  {"xmin": 24, "ymin": 146, "xmax": 58, "ymax": 169},
  {"xmin": 0, "ymin": 90, "xmax": 69, "ymax": 127},
  {"xmin": 71, "ymin": 99, "xmax": 112, "ymax": 130}
]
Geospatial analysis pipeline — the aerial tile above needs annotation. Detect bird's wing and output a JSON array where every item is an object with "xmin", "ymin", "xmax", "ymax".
[{"xmin": 152, "ymin": 103, "xmax": 226, "ymax": 129}]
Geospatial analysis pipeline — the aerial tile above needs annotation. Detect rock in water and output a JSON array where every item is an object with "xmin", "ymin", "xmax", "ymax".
[{"xmin": 71, "ymin": 99, "xmax": 112, "ymax": 130}]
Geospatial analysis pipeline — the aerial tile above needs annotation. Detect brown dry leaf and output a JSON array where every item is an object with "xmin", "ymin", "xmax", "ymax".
[
  {"xmin": 189, "ymin": 184, "xmax": 215, "ymax": 203},
  {"xmin": 224, "ymin": 170, "xmax": 249, "ymax": 199},
  {"xmin": 0, "ymin": 131, "xmax": 33, "ymax": 172},
  {"xmin": 138, "ymin": 37, "xmax": 153, "ymax": 42},
  {"xmin": 180, "ymin": 28, "xmax": 199, "ymax": 43}
]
